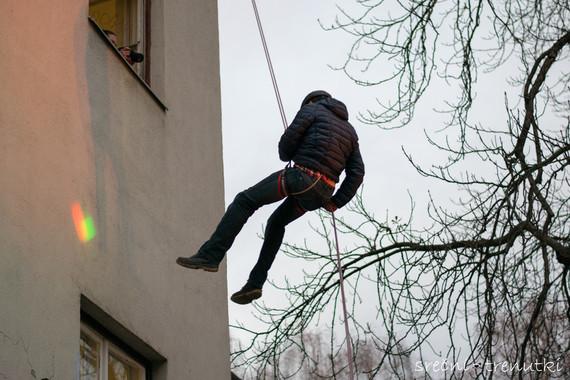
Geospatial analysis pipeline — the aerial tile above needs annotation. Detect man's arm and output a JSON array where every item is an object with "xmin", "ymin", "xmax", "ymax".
[
  {"xmin": 329, "ymin": 145, "xmax": 365, "ymax": 209},
  {"xmin": 278, "ymin": 106, "xmax": 315, "ymax": 162}
]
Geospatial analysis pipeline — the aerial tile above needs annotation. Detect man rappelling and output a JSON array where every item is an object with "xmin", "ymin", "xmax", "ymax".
[{"xmin": 176, "ymin": 90, "xmax": 364, "ymax": 304}]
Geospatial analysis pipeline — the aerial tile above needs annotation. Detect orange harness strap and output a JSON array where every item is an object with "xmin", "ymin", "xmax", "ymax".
[{"xmin": 277, "ymin": 170, "xmax": 287, "ymax": 198}]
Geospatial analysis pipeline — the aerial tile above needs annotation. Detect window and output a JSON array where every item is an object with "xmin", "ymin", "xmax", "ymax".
[
  {"xmin": 89, "ymin": 0, "xmax": 149, "ymax": 80},
  {"xmin": 80, "ymin": 323, "xmax": 146, "ymax": 380}
]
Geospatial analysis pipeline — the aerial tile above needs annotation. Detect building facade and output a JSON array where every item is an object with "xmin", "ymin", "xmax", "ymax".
[{"xmin": 0, "ymin": 0, "xmax": 229, "ymax": 378}]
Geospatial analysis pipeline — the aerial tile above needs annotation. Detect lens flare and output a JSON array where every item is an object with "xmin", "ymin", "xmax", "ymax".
[{"xmin": 72, "ymin": 202, "xmax": 96, "ymax": 242}]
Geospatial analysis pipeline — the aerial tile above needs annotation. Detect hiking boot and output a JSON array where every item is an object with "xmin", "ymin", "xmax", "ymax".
[
  {"xmin": 230, "ymin": 283, "xmax": 262, "ymax": 305},
  {"xmin": 176, "ymin": 253, "xmax": 218, "ymax": 272}
]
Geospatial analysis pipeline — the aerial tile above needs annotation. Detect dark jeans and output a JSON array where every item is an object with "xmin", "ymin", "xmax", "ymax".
[{"xmin": 198, "ymin": 166, "xmax": 334, "ymax": 288}]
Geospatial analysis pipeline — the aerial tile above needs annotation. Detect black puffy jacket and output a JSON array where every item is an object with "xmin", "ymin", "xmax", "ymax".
[{"xmin": 279, "ymin": 97, "xmax": 365, "ymax": 208}]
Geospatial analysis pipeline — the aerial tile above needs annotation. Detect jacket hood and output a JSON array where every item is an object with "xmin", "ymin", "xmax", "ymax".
[{"xmin": 319, "ymin": 97, "xmax": 349, "ymax": 121}]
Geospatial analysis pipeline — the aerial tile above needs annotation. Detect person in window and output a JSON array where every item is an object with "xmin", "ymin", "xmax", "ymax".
[
  {"xmin": 177, "ymin": 90, "xmax": 365, "ymax": 305},
  {"xmin": 103, "ymin": 30, "xmax": 134, "ymax": 65}
]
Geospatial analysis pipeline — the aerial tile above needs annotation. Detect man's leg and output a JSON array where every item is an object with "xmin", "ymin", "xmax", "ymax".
[
  {"xmin": 183, "ymin": 170, "xmax": 285, "ymax": 266},
  {"xmin": 247, "ymin": 197, "xmax": 305, "ymax": 288},
  {"xmin": 231, "ymin": 197, "xmax": 305, "ymax": 304}
]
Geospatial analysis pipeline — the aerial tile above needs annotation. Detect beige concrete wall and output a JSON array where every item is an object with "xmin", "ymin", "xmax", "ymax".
[{"xmin": 0, "ymin": 1, "xmax": 228, "ymax": 379}]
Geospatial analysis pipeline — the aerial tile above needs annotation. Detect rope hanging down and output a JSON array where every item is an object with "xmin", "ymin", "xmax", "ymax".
[
  {"xmin": 331, "ymin": 212, "xmax": 356, "ymax": 378},
  {"xmin": 250, "ymin": 1, "xmax": 355, "ymax": 378},
  {"xmin": 251, "ymin": 0, "xmax": 288, "ymax": 130}
]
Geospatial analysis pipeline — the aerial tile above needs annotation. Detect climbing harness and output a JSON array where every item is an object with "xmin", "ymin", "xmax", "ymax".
[
  {"xmin": 289, "ymin": 174, "xmax": 323, "ymax": 196},
  {"xmin": 295, "ymin": 164, "xmax": 336, "ymax": 188},
  {"xmin": 277, "ymin": 168, "xmax": 323, "ymax": 197},
  {"xmin": 250, "ymin": 1, "xmax": 355, "ymax": 378},
  {"xmin": 279, "ymin": 164, "xmax": 336, "ymax": 198}
]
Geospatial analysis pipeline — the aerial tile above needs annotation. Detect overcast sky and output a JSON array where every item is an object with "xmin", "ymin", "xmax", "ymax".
[
  {"xmin": 217, "ymin": 0, "xmax": 442, "ymax": 342},
  {"xmin": 215, "ymin": 0, "xmax": 511, "ymax": 353}
]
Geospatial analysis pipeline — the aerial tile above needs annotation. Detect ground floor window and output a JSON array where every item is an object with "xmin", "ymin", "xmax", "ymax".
[{"xmin": 80, "ymin": 323, "xmax": 146, "ymax": 380}]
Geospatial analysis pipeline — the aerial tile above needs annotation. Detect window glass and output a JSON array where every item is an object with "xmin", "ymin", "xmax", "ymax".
[
  {"xmin": 80, "ymin": 331, "xmax": 101, "ymax": 380},
  {"xmin": 89, "ymin": 0, "xmax": 147, "ymax": 78},
  {"xmin": 109, "ymin": 351, "xmax": 144, "ymax": 380},
  {"xmin": 109, "ymin": 352, "xmax": 128, "ymax": 380},
  {"xmin": 90, "ymin": 0, "xmax": 132, "ymax": 47},
  {"xmin": 80, "ymin": 324, "xmax": 146, "ymax": 380}
]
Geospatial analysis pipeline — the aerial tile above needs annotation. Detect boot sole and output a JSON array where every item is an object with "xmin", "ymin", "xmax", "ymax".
[
  {"xmin": 176, "ymin": 258, "xmax": 218, "ymax": 272},
  {"xmin": 230, "ymin": 290, "xmax": 262, "ymax": 305}
]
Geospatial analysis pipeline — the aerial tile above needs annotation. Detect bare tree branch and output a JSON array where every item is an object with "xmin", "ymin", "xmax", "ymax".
[{"xmin": 231, "ymin": 1, "xmax": 570, "ymax": 379}]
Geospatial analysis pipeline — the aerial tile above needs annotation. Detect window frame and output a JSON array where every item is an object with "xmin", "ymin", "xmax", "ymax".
[
  {"xmin": 80, "ymin": 325, "xmax": 104, "ymax": 379},
  {"xmin": 80, "ymin": 320, "xmax": 149, "ymax": 380},
  {"xmin": 88, "ymin": 0, "xmax": 150, "ymax": 83},
  {"xmin": 107, "ymin": 341, "xmax": 146, "ymax": 380}
]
